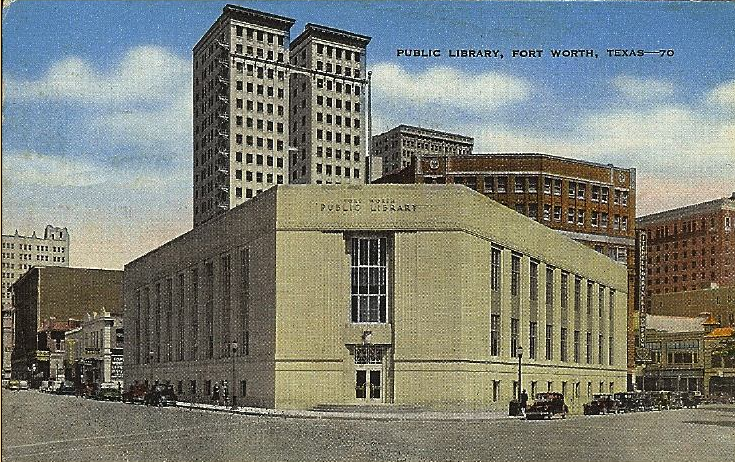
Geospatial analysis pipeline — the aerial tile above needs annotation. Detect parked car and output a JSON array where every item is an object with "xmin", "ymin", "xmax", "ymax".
[
  {"xmin": 526, "ymin": 392, "xmax": 568, "ymax": 420},
  {"xmin": 669, "ymin": 392, "xmax": 685, "ymax": 409},
  {"xmin": 144, "ymin": 384, "xmax": 178, "ymax": 407},
  {"xmin": 82, "ymin": 383, "xmax": 99, "ymax": 399},
  {"xmin": 47, "ymin": 380, "xmax": 64, "ymax": 394},
  {"xmin": 19, "ymin": 380, "xmax": 29, "ymax": 390},
  {"xmin": 55, "ymin": 381, "xmax": 77, "ymax": 395},
  {"xmin": 638, "ymin": 391, "xmax": 655, "ymax": 411},
  {"xmin": 682, "ymin": 391, "xmax": 702, "ymax": 408},
  {"xmin": 7, "ymin": 380, "xmax": 21, "ymax": 391},
  {"xmin": 584, "ymin": 394, "xmax": 620, "ymax": 415},
  {"xmin": 122, "ymin": 383, "xmax": 148, "ymax": 404},
  {"xmin": 95, "ymin": 385, "xmax": 122, "ymax": 401},
  {"xmin": 614, "ymin": 392, "xmax": 643, "ymax": 412},
  {"xmin": 650, "ymin": 391, "xmax": 673, "ymax": 410}
]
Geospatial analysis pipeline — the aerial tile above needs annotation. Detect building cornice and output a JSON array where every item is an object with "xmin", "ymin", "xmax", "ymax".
[
  {"xmin": 637, "ymin": 196, "xmax": 735, "ymax": 225},
  {"xmin": 291, "ymin": 23, "xmax": 371, "ymax": 51}
]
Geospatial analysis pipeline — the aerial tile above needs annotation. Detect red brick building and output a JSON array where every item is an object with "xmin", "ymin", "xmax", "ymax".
[
  {"xmin": 637, "ymin": 193, "xmax": 735, "ymax": 297},
  {"xmin": 375, "ymin": 153, "xmax": 639, "ymax": 384},
  {"xmin": 376, "ymin": 153, "xmax": 636, "ymax": 262}
]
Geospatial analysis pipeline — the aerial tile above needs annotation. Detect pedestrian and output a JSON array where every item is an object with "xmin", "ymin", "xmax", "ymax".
[
  {"xmin": 212, "ymin": 383, "xmax": 220, "ymax": 404},
  {"xmin": 521, "ymin": 389, "xmax": 529, "ymax": 416}
]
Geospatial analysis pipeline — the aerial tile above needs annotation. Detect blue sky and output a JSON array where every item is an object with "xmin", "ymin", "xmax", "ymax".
[{"xmin": 2, "ymin": 1, "xmax": 734, "ymax": 269}]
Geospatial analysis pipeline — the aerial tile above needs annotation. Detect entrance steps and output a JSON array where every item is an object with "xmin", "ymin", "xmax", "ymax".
[{"xmin": 310, "ymin": 403, "xmax": 425, "ymax": 413}]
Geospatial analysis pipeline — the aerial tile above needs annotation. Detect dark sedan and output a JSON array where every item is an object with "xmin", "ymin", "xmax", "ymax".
[{"xmin": 144, "ymin": 384, "xmax": 178, "ymax": 407}]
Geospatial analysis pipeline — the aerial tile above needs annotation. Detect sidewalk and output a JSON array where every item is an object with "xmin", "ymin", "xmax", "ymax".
[{"xmin": 175, "ymin": 401, "xmax": 516, "ymax": 422}]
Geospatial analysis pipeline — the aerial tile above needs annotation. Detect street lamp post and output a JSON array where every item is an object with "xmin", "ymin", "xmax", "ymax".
[
  {"xmin": 149, "ymin": 350, "xmax": 154, "ymax": 387},
  {"xmin": 231, "ymin": 341, "xmax": 238, "ymax": 409},
  {"xmin": 517, "ymin": 346, "xmax": 524, "ymax": 402}
]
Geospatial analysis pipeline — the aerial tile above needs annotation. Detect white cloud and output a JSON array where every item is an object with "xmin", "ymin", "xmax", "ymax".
[
  {"xmin": 1, "ymin": 149, "xmax": 186, "ymax": 191},
  {"xmin": 2, "ymin": 151, "xmax": 108, "ymax": 187},
  {"xmin": 463, "ymin": 100, "xmax": 734, "ymax": 215},
  {"xmin": 371, "ymin": 62, "xmax": 531, "ymax": 111},
  {"xmin": 5, "ymin": 46, "xmax": 189, "ymax": 105},
  {"xmin": 610, "ymin": 75, "xmax": 676, "ymax": 101},
  {"xmin": 707, "ymin": 79, "xmax": 735, "ymax": 108},
  {"xmin": 90, "ymin": 88, "xmax": 192, "ymax": 147}
]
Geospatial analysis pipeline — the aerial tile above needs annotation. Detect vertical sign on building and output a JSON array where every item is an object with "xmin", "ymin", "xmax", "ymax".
[
  {"xmin": 111, "ymin": 355, "xmax": 124, "ymax": 382},
  {"xmin": 637, "ymin": 229, "xmax": 647, "ymax": 347}
]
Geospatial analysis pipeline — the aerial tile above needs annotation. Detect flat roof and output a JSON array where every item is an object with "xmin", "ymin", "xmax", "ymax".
[
  {"xmin": 637, "ymin": 194, "xmax": 735, "ymax": 225},
  {"xmin": 127, "ymin": 184, "xmax": 628, "ymax": 292},
  {"xmin": 291, "ymin": 23, "xmax": 371, "ymax": 51},
  {"xmin": 194, "ymin": 4, "xmax": 295, "ymax": 52},
  {"xmin": 469, "ymin": 152, "xmax": 635, "ymax": 172},
  {"xmin": 374, "ymin": 125, "xmax": 474, "ymax": 144}
]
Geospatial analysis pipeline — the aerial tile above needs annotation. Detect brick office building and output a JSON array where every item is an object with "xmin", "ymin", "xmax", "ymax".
[
  {"xmin": 637, "ymin": 193, "xmax": 735, "ymax": 296},
  {"xmin": 375, "ymin": 153, "xmax": 639, "ymax": 384},
  {"xmin": 11, "ymin": 267, "xmax": 123, "ymax": 383}
]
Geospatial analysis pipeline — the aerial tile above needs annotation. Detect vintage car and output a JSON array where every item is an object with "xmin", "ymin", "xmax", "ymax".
[
  {"xmin": 650, "ymin": 391, "xmax": 673, "ymax": 410},
  {"xmin": 81, "ymin": 383, "xmax": 99, "ymax": 399},
  {"xmin": 614, "ymin": 392, "xmax": 643, "ymax": 412},
  {"xmin": 583, "ymin": 394, "xmax": 620, "ymax": 415},
  {"xmin": 144, "ymin": 384, "xmax": 178, "ymax": 407},
  {"xmin": 95, "ymin": 384, "xmax": 122, "ymax": 401},
  {"xmin": 639, "ymin": 391, "xmax": 655, "ymax": 411},
  {"xmin": 681, "ymin": 391, "xmax": 702, "ymax": 408},
  {"xmin": 669, "ymin": 392, "xmax": 685, "ymax": 409},
  {"xmin": 55, "ymin": 381, "xmax": 77, "ymax": 395},
  {"xmin": 7, "ymin": 380, "xmax": 21, "ymax": 391},
  {"xmin": 122, "ymin": 383, "xmax": 148, "ymax": 404},
  {"xmin": 526, "ymin": 392, "xmax": 568, "ymax": 420}
]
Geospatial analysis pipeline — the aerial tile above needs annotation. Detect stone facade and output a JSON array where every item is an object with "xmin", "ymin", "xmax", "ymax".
[
  {"xmin": 124, "ymin": 184, "xmax": 628, "ymax": 412},
  {"xmin": 375, "ymin": 153, "xmax": 638, "ymax": 384},
  {"xmin": 289, "ymin": 24, "xmax": 370, "ymax": 186},
  {"xmin": 65, "ymin": 310, "xmax": 124, "ymax": 388},
  {"xmin": 371, "ymin": 125, "xmax": 473, "ymax": 177}
]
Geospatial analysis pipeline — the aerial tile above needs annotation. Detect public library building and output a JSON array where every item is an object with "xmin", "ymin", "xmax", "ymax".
[{"xmin": 124, "ymin": 184, "xmax": 627, "ymax": 411}]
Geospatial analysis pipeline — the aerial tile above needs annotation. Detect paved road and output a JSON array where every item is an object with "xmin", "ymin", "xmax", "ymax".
[{"xmin": 2, "ymin": 390, "xmax": 734, "ymax": 461}]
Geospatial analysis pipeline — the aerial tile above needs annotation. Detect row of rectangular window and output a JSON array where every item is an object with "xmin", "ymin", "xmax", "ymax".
[
  {"xmin": 235, "ymin": 25, "xmax": 285, "ymax": 47},
  {"xmin": 1, "ymin": 244, "xmax": 65, "ymax": 252},
  {"xmin": 497, "ymin": 249, "xmax": 614, "ymax": 307},
  {"xmin": 315, "ymin": 146, "xmax": 360, "ymax": 162},
  {"xmin": 648, "ymin": 215, "xmax": 727, "ymax": 241},
  {"xmin": 313, "ymin": 96, "xmax": 361, "ymax": 112},
  {"xmin": 315, "ymin": 112, "xmax": 360, "ymax": 128},
  {"xmin": 134, "ymin": 248, "xmax": 251, "ymax": 365},
  {"xmin": 481, "ymin": 176, "xmax": 629, "ymax": 205},
  {"xmin": 315, "ymin": 43, "xmax": 361, "ymax": 62},
  {"xmin": 491, "ymin": 317, "xmax": 614, "ymax": 365},
  {"xmin": 314, "ymin": 60, "xmax": 361, "ymax": 77},
  {"xmin": 234, "ymin": 44, "xmax": 284, "ymax": 63}
]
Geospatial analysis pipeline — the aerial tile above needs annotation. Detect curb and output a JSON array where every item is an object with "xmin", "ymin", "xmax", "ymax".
[{"xmin": 174, "ymin": 402, "xmax": 517, "ymax": 422}]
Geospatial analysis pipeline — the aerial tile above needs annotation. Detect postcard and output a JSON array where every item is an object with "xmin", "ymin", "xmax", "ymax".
[{"xmin": 2, "ymin": 1, "xmax": 734, "ymax": 461}]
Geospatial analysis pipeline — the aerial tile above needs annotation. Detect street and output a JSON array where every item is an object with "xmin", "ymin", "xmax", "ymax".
[{"xmin": 2, "ymin": 390, "xmax": 734, "ymax": 461}]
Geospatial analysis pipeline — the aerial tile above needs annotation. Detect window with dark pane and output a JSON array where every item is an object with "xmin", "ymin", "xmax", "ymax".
[{"xmin": 351, "ymin": 237, "xmax": 387, "ymax": 323}]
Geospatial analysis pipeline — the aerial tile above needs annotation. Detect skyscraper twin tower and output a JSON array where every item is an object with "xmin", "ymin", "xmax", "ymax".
[{"xmin": 193, "ymin": 4, "xmax": 371, "ymax": 227}]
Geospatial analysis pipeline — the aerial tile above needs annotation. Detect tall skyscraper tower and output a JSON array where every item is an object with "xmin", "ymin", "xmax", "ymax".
[
  {"xmin": 288, "ymin": 24, "xmax": 371, "ymax": 185},
  {"xmin": 193, "ymin": 5, "xmax": 295, "ymax": 227}
]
